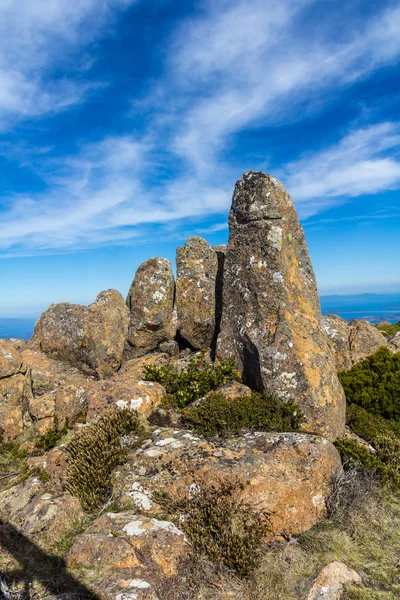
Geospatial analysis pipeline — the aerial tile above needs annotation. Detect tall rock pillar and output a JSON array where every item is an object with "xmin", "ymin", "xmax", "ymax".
[{"xmin": 217, "ymin": 171, "xmax": 345, "ymax": 440}]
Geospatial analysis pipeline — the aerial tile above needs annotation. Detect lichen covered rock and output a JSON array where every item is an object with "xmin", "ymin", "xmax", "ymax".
[
  {"xmin": 114, "ymin": 428, "xmax": 341, "ymax": 538},
  {"xmin": 349, "ymin": 319, "xmax": 388, "ymax": 364},
  {"xmin": 306, "ymin": 561, "xmax": 361, "ymax": 600},
  {"xmin": 176, "ymin": 236, "xmax": 218, "ymax": 350},
  {"xmin": 217, "ymin": 172, "xmax": 345, "ymax": 440},
  {"xmin": 125, "ymin": 258, "xmax": 175, "ymax": 358},
  {"xmin": 30, "ymin": 289, "xmax": 130, "ymax": 378},
  {"xmin": 0, "ymin": 340, "xmax": 23, "ymax": 378},
  {"xmin": 322, "ymin": 315, "xmax": 352, "ymax": 371}
]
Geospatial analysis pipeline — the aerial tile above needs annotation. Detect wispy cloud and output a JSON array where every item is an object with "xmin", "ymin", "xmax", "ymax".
[{"xmin": 0, "ymin": 0, "xmax": 136, "ymax": 128}]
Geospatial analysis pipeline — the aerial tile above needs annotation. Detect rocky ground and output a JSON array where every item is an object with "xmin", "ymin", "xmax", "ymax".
[{"xmin": 1, "ymin": 171, "xmax": 399, "ymax": 600}]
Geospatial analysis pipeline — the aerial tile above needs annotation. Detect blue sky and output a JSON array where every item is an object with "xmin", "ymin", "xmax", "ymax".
[{"xmin": 0, "ymin": 0, "xmax": 399, "ymax": 317}]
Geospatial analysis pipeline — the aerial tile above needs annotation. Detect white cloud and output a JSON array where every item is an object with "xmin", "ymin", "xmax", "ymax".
[{"xmin": 0, "ymin": 0, "xmax": 136, "ymax": 127}]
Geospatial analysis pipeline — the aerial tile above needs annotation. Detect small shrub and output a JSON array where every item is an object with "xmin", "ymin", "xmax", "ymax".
[
  {"xmin": 182, "ymin": 392, "xmax": 304, "ymax": 437},
  {"xmin": 65, "ymin": 408, "xmax": 140, "ymax": 512},
  {"xmin": 35, "ymin": 416, "xmax": 69, "ymax": 451},
  {"xmin": 376, "ymin": 321, "xmax": 400, "ymax": 339},
  {"xmin": 156, "ymin": 477, "xmax": 271, "ymax": 577},
  {"xmin": 144, "ymin": 358, "xmax": 241, "ymax": 407},
  {"xmin": 338, "ymin": 347, "xmax": 400, "ymax": 420},
  {"xmin": 346, "ymin": 405, "xmax": 400, "ymax": 443}
]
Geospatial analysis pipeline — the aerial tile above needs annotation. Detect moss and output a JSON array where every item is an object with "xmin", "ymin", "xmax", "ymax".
[
  {"xmin": 35, "ymin": 416, "xmax": 70, "ymax": 452},
  {"xmin": 65, "ymin": 407, "xmax": 140, "ymax": 512},
  {"xmin": 376, "ymin": 321, "xmax": 400, "ymax": 339},
  {"xmin": 182, "ymin": 391, "xmax": 304, "ymax": 437},
  {"xmin": 338, "ymin": 347, "xmax": 400, "ymax": 421},
  {"xmin": 144, "ymin": 358, "xmax": 241, "ymax": 408},
  {"xmin": 156, "ymin": 477, "xmax": 271, "ymax": 577}
]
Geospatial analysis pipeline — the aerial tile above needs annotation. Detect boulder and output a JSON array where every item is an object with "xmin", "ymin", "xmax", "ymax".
[
  {"xmin": 113, "ymin": 428, "xmax": 341, "ymax": 538},
  {"xmin": 348, "ymin": 319, "xmax": 388, "ymax": 364},
  {"xmin": 306, "ymin": 561, "xmax": 361, "ymax": 600},
  {"xmin": 86, "ymin": 379, "xmax": 166, "ymax": 421},
  {"xmin": 0, "ymin": 373, "xmax": 30, "ymax": 441},
  {"xmin": 389, "ymin": 331, "xmax": 400, "ymax": 351},
  {"xmin": 210, "ymin": 380, "xmax": 252, "ymax": 400},
  {"xmin": 117, "ymin": 353, "xmax": 170, "ymax": 381},
  {"xmin": 176, "ymin": 237, "xmax": 218, "ymax": 350},
  {"xmin": 125, "ymin": 258, "xmax": 175, "ymax": 358},
  {"xmin": 322, "ymin": 315, "xmax": 352, "ymax": 371},
  {"xmin": 66, "ymin": 511, "xmax": 189, "ymax": 600},
  {"xmin": 0, "ymin": 340, "xmax": 23, "ymax": 378},
  {"xmin": 30, "ymin": 290, "xmax": 130, "ymax": 378},
  {"xmin": 217, "ymin": 172, "xmax": 345, "ymax": 441}
]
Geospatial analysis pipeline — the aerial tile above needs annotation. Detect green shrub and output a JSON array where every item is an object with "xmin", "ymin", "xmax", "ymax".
[
  {"xmin": 182, "ymin": 391, "xmax": 304, "ymax": 437},
  {"xmin": 35, "ymin": 416, "xmax": 69, "ymax": 451},
  {"xmin": 346, "ymin": 405, "xmax": 400, "ymax": 443},
  {"xmin": 334, "ymin": 437, "xmax": 400, "ymax": 488},
  {"xmin": 338, "ymin": 347, "xmax": 400, "ymax": 420},
  {"xmin": 155, "ymin": 477, "xmax": 271, "ymax": 577},
  {"xmin": 143, "ymin": 358, "xmax": 241, "ymax": 408},
  {"xmin": 65, "ymin": 408, "xmax": 140, "ymax": 512},
  {"xmin": 376, "ymin": 321, "xmax": 400, "ymax": 339}
]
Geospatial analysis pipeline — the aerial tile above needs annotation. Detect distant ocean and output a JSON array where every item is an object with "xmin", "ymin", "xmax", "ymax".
[{"xmin": 0, "ymin": 293, "xmax": 399, "ymax": 340}]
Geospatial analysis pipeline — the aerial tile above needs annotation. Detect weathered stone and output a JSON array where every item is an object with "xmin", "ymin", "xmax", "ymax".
[
  {"xmin": 322, "ymin": 315, "xmax": 352, "ymax": 371},
  {"xmin": 126, "ymin": 258, "xmax": 175, "ymax": 358},
  {"xmin": 208, "ymin": 380, "xmax": 252, "ymax": 400},
  {"xmin": 389, "ymin": 331, "xmax": 400, "ymax": 351},
  {"xmin": 306, "ymin": 561, "xmax": 361, "ymax": 600},
  {"xmin": 0, "ymin": 340, "xmax": 23, "ymax": 378},
  {"xmin": 0, "ymin": 373, "xmax": 30, "ymax": 441},
  {"xmin": 117, "ymin": 353, "xmax": 170, "ymax": 381},
  {"xmin": 217, "ymin": 172, "xmax": 345, "ymax": 440},
  {"xmin": 349, "ymin": 319, "xmax": 388, "ymax": 364},
  {"xmin": 66, "ymin": 511, "xmax": 189, "ymax": 600},
  {"xmin": 114, "ymin": 428, "xmax": 341, "ymax": 538},
  {"xmin": 29, "ymin": 393, "xmax": 56, "ymax": 421},
  {"xmin": 176, "ymin": 237, "xmax": 218, "ymax": 350},
  {"xmin": 86, "ymin": 379, "xmax": 165, "ymax": 421},
  {"xmin": 31, "ymin": 290, "xmax": 130, "ymax": 378},
  {"xmin": 158, "ymin": 340, "xmax": 180, "ymax": 357}
]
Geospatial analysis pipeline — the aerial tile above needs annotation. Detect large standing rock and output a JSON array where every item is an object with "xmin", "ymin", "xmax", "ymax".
[
  {"xmin": 322, "ymin": 315, "xmax": 352, "ymax": 371},
  {"xmin": 217, "ymin": 172, "xmax": 345, "ymax": 441},
  {"xmin": 176, "ymin": 237, "xmax": 218, "ymax": 350},
  {"xmin": 31, "ymin": 290, "xmax": 130, "ymax": 378},
  {"xmin": 114, "ymin": 428, "xmax": 342, "ymax": 539},
  {"xmin": 126, "ymin": 258, "xmax": 175, "ymax": 358},
  {"xmin": 349, "ymin": 319, "xmax": 388, "ymax": 364}
]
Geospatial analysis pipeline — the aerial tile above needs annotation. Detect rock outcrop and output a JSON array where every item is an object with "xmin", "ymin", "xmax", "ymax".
[
  {"xmin": 176, "ymin": 236, "xmax": 218, "ymax": 349},
  {"xmin": 217, "ymin": 172, "xmax": 345, "ymax": 441},
  {"xmin": 126, "ymin": 258, "xmax": 175, "ymax": 358},
  {"xmin": 306, "ymin": 561, "xmax": 361, "ymax": 600},
  {"xmin": 31, "ymin": 289, "xmax": 130, "ymax": 378},
  {"xmin": 114, "ymin": 428, "xmax": 341, "ymax": 538},
  {"xmin": 322, "ymin": 316, "xmax": 389, "ymax": 370}
]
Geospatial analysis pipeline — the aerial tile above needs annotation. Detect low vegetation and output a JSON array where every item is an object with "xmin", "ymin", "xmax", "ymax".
[
  {"xmin": 0, "ymin": 442, "xmax": 28, "ymax": 490},
  {"xmin": 376, "ymin": 321, "xmax": 400, "ymax": 339},
  {"xmin": 182, "ymin": 391, "xmax": 304, "ymax": 437},
  {"xmin": 65, "ymin": 407, "xmax": 140, "ymax": 512},
  {"xmin": 156, "ymin": 477, "xmax": 271, "ymax": 577},
  {"xmin": 338, "ymin": 346, "xmax": 400, "ymax": 420},
  {"xmin": 35, "ymin": 416, "xmax": 70, "ymax": 452},
  {"xmin": 143, "ymin": 357, "xmax": 240, "ymax": 407}
]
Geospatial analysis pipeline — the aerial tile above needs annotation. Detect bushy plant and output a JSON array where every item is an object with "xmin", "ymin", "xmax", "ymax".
[
  {"xmin": 182, "ymin": 391, "xmax": 304, "ymax": 437},
  {"xmin": 156, "ymin": 477, "xmax": 271, "ymax": 577},
  {"xmin": 346, "ymin": 405, "xmax": 400, "ymax": 443},
  {"xmin": 376, "ymin": 321, "xmax": 400, "ymax": 339},
  {"xmin": 65, "ymin": 407, "xmax": 139, "ymax": 512},
  {"xmin": 143, "ymin": 358, "xmax": 241, "ymax": 407},
  {"xmin": 338, "ymin": 347, "xmax": 400, "ymax": 420}
]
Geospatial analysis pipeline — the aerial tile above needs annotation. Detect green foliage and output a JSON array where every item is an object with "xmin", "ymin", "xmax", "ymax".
[
  {"xmin": 334, "ymin": 437, "xmax": 400, "ymax": 488},
  {"xmin": 35, "ymin": 416, "xmax": 69, "ymax": 451},
  {"xmin": 156, "ymin": 477, "xmax": 271, "ymax": 577},
  {"xmin": 143, "ymin": 358, "xmax": 241, "ymax": 408},
  {"xmin": 182, "ymin": 391, "xmax": 304, "ymax": 437},
  {"xmin": 376, "ymin": 321, "xmax": 400, "ymax": 339},
  {"xmin": 338, "ymin": 346, "xmax": 400, "ymax": 420},
  {"xmin": 0, "ymin": 442, "xmax": 28, "ymax": 484},
  {"xmin": 65, "ymin": 408, "xmax": 140, "ymax": 512},
  {"xmin": 346, "ymin": 404, "xmax": 400, "ymax": 443}
]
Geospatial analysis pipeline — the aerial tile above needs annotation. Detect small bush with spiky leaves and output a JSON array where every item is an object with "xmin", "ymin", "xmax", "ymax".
[
  {"xmin": 338, "ymin": 346, "xmax": 400, "ymax": 421},
  {"xmin": 65, "ymin": 407, "xmax": 140, "ymax": 512},
  {"xmin": 182, "ymin": 391, "xmax": 304, "ymax": 437},
  {"xmin": 155, "ymin": 477, "xmax": 271, "ymax": 577},
  {"xmin": 143, "ymin": 358, "xmax": 241, "ymax": 408}
]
